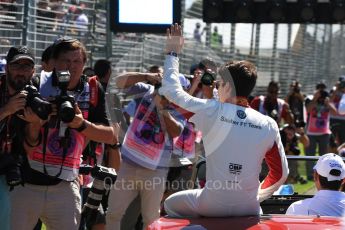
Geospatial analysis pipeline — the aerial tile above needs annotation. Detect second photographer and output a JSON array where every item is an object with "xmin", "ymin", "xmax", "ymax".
[
  {"xmin": 0, "ymin": 46, "xmax": 37, "ymax": 230},
  {"xmin": 10, "ymin": 38, "xmax": 120, "ymax": 230}
]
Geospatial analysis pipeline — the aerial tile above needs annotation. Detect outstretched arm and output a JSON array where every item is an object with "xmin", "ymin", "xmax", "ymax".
[{"xmin": 159, "ymin": 24, "xmax": 217, "ymax": 114}]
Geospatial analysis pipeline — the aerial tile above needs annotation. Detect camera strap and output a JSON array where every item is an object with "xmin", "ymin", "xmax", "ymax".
[{"xmin": 42, "ymin": 122, "xmax": 70, "ymax": 178}]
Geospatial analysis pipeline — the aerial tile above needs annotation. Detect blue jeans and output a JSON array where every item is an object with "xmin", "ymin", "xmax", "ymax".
[{"xmin": 0, "ymin": 175, "xmax": 10, "ymax": 230}]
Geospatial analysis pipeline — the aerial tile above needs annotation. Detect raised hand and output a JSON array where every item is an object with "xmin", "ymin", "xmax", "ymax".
[
  {"xmin": 146, "ymin": 72, "xmax": 163, "ymax": 85},
  {"xmin": 3, "ymin": 91, "xmax": 27, "ymax": 116},
  {"xmin": 165, "ymin": 23, "xmax": 184, "ymax": 54}
]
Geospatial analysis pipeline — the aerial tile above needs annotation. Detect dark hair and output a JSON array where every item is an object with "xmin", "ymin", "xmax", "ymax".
[
  {"xmin": 318, "ymin": 174, "xmax": 343, "ymax": 191},
  {"xmin": 316, "ymin": 81, "xmax": 326, "ymax": 90},
  {"xmin": 199, "ymin": 58, "xmax": 217, "ymax": 72},
  {"xmin": 148, "ymin": 65, "xmax": 162, "ymax": 73},
  {"xmin": 268, "ymin": 80, "xmax": 280, "ymax": 91},
  {"xmin": 41, "ymin": 45, "xmax": 54, "ymax": 63},
  {"xmin": 52, "ymin": 38, "xmax": 87, "ymax": 63},
  {"xmin": 219, "ymin": 60, "xmax": 257, "ymax": 97},
  {"xmin": 94, "ymin": 59, "xmax": 111, "ymax": 79}
]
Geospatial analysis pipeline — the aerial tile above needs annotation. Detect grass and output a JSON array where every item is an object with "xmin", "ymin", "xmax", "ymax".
[{"xmin": 288, "ymin": 143, "xmax": 317, "ymax": 195}]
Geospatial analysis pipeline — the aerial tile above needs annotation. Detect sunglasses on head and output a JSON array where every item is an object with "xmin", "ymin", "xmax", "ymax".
[{"xmin": 53, "ymin": 37, "xmax": 78, "ymax": 46}]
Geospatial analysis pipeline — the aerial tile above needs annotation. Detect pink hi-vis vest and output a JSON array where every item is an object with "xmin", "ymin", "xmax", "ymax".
[{"xmin": 27, "ymin": 76, "xmax": 99, "ymax": 181}]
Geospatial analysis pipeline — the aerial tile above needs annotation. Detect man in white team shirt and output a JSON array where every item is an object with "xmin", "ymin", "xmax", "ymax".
[
  {"xmin": 286, "ymin": 153, "xmax": 345, "ymax": 216},
  {"xmin": 159, "ymin": 24, "xmax": 289, "ymax": 217}
]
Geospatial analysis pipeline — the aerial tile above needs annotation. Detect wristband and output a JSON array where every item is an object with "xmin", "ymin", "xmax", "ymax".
[
  {"xmin": 109, "ymin": 142, "xmax": 122, "ymax": 149},
  {"xmin": 167, "ymin": 51, "xmax": 178, "ymax": 57},
  {"xmin": 75, "ymin": 120, "xmax": 87, "ymax": 132}
]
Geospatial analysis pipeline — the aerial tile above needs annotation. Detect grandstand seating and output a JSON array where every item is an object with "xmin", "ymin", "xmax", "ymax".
[{"xmin": 0, "ymin": 0, "xmax": 344, "ymax": 96}]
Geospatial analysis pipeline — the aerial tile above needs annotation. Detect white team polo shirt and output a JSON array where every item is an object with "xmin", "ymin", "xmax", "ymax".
[{"xmin": 286, "ymin": 190, "xmax": 345, "ymax": 217}]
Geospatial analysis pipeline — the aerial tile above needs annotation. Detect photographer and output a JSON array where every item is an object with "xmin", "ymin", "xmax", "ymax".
[
  {"xmin": 285, "ymin": 80, "xmax": 306, "ymax": 125},
  {"xmin": 10, "ymin": 38, "xmax": 119, "ymax": 230},
  {"xmin": 0, "ymin": 46, "xmax": 36, "ymax": 230},
  {"xmin": 280, "ymin": 124, "xmax": 309, "ymax": 184},
  {"xmin": 188, "ymin": 59, "xmax": 218, "ymax": 100},
  {"xmin": 251, "ymin": 81, "xmax": 294, "ymax": 126},
  {"xmin": 305, "ymin": 82, "xmax": 337, "ymax": 180},
  {"xmin": 329, "ymin": 77, "xmax": 345, "ymax": 146}
]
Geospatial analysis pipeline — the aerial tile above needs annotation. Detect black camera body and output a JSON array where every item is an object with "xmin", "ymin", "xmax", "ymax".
[
  {"xmin": 295, "ymin": 120, "xmax": 306, "ymax": 128},
  {"xmin": 319, "ymin": 90, "xmax": 329, "ymax": 100},
  {"xmin": 79, "ymin": 164, "xmax": 117, "ymax": 182},
  {"xmin": 54, "ymin": 71, "xmax": 76, "ymax": 123},
  {"xmin": 23, "ymin": 85, "xmax": 52, "ymax": 120},
  {"xmin": 339, "ymin": 80, "xmax": 345, "ymax": 89},
  {"xmin": 154, "ymin": 83, "xmax": 162, "ymax": 90},
  {"xmin": 200, "ymin": 69, "xmax": 216, "ymax": 86}
]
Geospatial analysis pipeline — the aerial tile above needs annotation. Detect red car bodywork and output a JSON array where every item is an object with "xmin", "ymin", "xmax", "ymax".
[{"xmin": 147, "ymin": 215, "xmax": 343, "ymax": 230}]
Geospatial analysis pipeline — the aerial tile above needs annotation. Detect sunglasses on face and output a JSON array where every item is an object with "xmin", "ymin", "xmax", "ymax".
[{"xmin": 9, "ymin": 63, "xmax": 34, "ymax": 71}]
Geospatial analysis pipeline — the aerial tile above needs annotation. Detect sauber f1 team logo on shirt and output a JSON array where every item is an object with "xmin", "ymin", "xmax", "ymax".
[
  {"xmin": 229, "ymin": 163, "xmax": 242, "ymax": 175},
  {"xmin": 236, "ymin": 110, "xmax": 246, "ymax": 119}
]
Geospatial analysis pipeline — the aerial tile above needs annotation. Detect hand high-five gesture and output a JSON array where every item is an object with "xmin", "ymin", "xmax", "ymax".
[{"xmin": 165, "ymin": 23, "xmax": 184, "ymax": 54}]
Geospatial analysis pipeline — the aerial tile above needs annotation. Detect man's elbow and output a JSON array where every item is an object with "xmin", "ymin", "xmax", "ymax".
[{"xmin": 338, "ymin": 107, "xmax": 345, "ymax": 115}]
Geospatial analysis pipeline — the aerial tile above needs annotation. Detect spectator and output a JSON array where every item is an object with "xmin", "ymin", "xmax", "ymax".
[
  {"xmin": 0, "ymin": 46, "xmax": 36, "ymax": 230},
  {"xmin": 251, "ymin": 80, "xmax": 294, "ymax": 126},
  {"xmin": 10, "ymin": 38, "xmax": 119, "ymax": 230},
  {"xmin": 329, "ymin": 77, "xmax": 345, "ymax": 146},
  {"xmin": 305, "ymin": 82, "xmax": 337, "ymax": 180},
  {"xmin": 40, "ymin": 44, "xmax": 54, "ymax": 73},
  {"xmin": 94, "ymin": 59, "xmax": 111, "ymax": 91},
  {"xmin": 78, "ymin": 59, "xmax": 121, "ymax": 230},
  {"xmin": 285, "ymin": 80, "xmax": 306, "ymax": 126},
  {"xmin": 75, "ymin": 4, "xmax": 89, "ymax": 37},
  {"xmin": 106, "ymin": 69, "xmax": 186, "ymax": 229},
  {"xmin": 286, "ymin": 153, "xmax": 345, "ymax": 216},
  {"xmin": 210, "ymin": 26, "xmax": 223, "ymax": 49},
  {"xmin": 193, "ymin": 22, "xmax": 202, "ymax": 43},
  {"xmin": 93, "ymin": 59, "xmax": 122, "ymax": 171},
  {"xmin": 37, "ymin": 0, "xmax": 55, "ymax": 20},
  {"xmin": 280, "ymin": 124, "xmax": 309, "ymax": 184},
  {"xmin": 160, "ymin": 24, "xmax": 288, "ymax": 217},
  {"xmin": 188, "ymin": 59, "xmax": 218, "ymax": 100}
]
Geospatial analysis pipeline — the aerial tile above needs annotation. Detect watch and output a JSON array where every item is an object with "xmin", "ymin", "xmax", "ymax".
[
  {"xmin": 75, "ymin": 120, "xmax": 87, "ymax": 132},
  {"xmin": 109, "ymin": 142, "xmax": 122, "ymax": 149},
  {"xmin": 167, "ymin": 51, "xmax": 178, "ymax": 57}
]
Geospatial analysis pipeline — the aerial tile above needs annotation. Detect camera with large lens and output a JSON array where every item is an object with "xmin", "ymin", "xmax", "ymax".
[
  {"xmin": 79, "ymin": 164, "xmax": 117, "ymax": 228},
  {"xmin": 200, "ymin": 69, "xmax": 216, "ymax": 86},
  {"xmin": 55, "ymin": 71, "xmax": 76, "ymax": 123},
  {"xmin": 319, "ymin": 90, "xmax": 329, "ymax": 101},
  {"xmin": 23, "ymin": 85, "xmax": 52, "ymax": 120},
  {"xmin": 339, "ymin": 79, "xmax": 345, "ymax": 89}
]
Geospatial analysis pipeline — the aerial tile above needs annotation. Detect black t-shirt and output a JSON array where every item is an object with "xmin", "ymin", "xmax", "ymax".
[
  {"xmin": 0, "ymin": 75, "xmax": 27, "ymax": 174},
  {"xmin": 23, "ymin": 80, "xmax": 109, "ymax": 185}
]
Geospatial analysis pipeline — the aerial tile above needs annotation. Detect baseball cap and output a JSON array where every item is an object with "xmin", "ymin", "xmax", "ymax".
[
  {"xmin": 6, "ymin": 46, "xmax": 34, "ymax": 64},
  {"xmin": 313, "ymin": 153, "xmax": 345, "ymax": 181}
]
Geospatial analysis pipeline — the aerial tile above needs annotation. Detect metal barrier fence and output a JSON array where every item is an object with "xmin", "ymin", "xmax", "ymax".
[{"xmin": 0, "ymin": 0, "xmax": 344, "ymax": 96}]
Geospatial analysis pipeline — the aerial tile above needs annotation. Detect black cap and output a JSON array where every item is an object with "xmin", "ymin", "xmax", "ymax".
[{"xmin": 6, "ymin": 46, "xmax": 34, "ymax": 64}]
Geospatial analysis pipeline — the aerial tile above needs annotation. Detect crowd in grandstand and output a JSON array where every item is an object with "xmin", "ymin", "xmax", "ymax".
[{"xmin": 2, "ymin": 1, "xmax": 345, "ymax": 230}]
